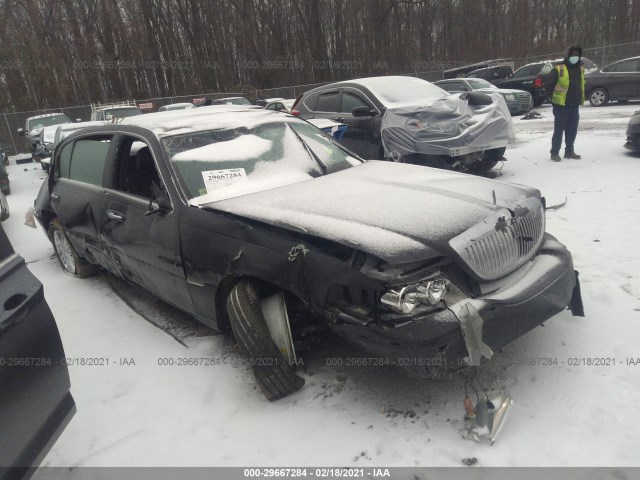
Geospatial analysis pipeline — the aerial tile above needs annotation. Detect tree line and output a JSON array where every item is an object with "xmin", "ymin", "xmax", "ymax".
[{"xmin": 1, "ymin": 0, "xmax": 639, "ymax": 112}]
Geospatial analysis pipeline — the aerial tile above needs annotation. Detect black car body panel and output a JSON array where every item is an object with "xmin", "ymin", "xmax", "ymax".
[
  {"xmin": 624, "ymin": 111, "xmax": 640, "ymax": 152},
  {"xmin": 207, "ymin": 161, "xmax": 537, "ymax": 266},
  {"xmin": 0, "ymin": 223, "xmax": 75, "ymax": 479},
  {"xmin": 34, "ymin": 107, "xmax": 582, "ymax": 379},
  {"xmin": 586, "ymin": 56, "xmax": 640, "ymax": 104},
  {"xmin": 0, "ymin": 159, "xmax": 9, "ymax": 195}
]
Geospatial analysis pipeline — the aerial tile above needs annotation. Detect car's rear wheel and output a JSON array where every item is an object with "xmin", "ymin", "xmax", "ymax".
[
  {"xmin": 589, "ymin": 88, "xmax": 609, "ymax": 106},
  {"xmin": 464, "ymin": 147, "xmax": 505, "ymax": 173},
  {"xmin": 49, "ymin": 222, "xmax": 96, "ymax": 278},
  {"xmin": 226, "ymin": 279, "xmax": 304, "ymax": 401}
]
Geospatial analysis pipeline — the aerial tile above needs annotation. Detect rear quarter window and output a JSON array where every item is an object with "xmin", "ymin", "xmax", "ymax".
[
  {"xmin": 303, "ymin": 93, "xmax": 318, "ymax": 111},
  {"xmin": 57, "ymin": 142, "xmax": 73, "ymax": 179}
]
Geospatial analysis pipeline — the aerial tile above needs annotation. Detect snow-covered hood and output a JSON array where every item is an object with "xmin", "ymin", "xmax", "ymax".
[
  {"xmin": 478, "ymin": 88, "xmax": 527, "ymax": 96},
  {"xmin": 205, "ymin": 161, "xmax": 539, "ymax": 264}
]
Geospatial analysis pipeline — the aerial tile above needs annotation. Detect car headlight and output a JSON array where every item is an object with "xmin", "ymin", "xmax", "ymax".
[
  {"xmin": 380, "ymin": 279, "xmax": 449, "ymax": 314},
  {"xmin": 505, "ymin": 94, "xmax": 516, "ymax": 101}
]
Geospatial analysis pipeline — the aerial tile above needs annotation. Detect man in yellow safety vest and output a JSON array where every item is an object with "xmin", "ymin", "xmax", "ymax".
[{"xmin": 546, "ymin": 45, "xmax": 586, "ymax": 161}]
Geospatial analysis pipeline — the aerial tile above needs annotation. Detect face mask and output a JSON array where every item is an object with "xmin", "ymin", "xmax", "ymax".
[{"xmin": 568, "ymin": 56, "xmax": 580, "ymax": 65}]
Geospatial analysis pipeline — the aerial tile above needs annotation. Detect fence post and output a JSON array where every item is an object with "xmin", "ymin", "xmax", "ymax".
[{"xmin": 3, "ymin": 112, "xmax": 18, "ymax": 156}]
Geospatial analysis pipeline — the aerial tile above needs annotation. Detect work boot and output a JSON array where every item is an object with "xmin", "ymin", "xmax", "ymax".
[
  {"xmin": 550, "ymin": 154, "xmax": 561, "ymax": 162},
  {"xmin": 564, "ymin": 152, "xmax": 581, "ymax": 159}
]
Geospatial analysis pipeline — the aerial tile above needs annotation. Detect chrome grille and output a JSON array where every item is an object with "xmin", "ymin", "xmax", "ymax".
[
  {"xmin": 450, "ymin": 197, "xmax": 545, "ymax": 280},
  {"xmin": 517, "ymin": 92, "xmax": 532, "ymax": 110}
]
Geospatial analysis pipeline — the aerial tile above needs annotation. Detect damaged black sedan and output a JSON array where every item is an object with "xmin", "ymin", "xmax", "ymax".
[{"xmin": 34, "ymin": 106, "xmax": 583, "ymax": 401}]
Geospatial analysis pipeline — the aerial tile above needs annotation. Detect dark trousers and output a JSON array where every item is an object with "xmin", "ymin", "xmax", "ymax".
[{"xmin": 551, "ymin": 104, "xmax": 580, "ymax": 155}]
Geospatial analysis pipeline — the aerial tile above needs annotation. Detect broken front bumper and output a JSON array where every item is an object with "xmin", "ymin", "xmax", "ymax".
[{"xmin": 331, "ymin": 233, "xmax": 582, "ymax": 377}]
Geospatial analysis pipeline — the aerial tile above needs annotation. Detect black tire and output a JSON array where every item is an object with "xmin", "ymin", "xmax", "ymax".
[
  {"xmin": 2, "ymin": 186, "xmax": 10, "ymax": 195},
  {"xmin": 533, "ymin": 97, "xmax": 545, "ymax": 107},
  {"xmin": 465, "ymin": 147, "xmax": 505, "ymax": 173},
  {"xmin": 589, "ymin": 88, "xmax": 609, "ymax": 107},
  {"xmin": 49, "ymin": 221, "xmax": 96, "ymax": 278},
  {"xmin": 226, "ymin": 280, "xmax": 304, "ymax": 401}
]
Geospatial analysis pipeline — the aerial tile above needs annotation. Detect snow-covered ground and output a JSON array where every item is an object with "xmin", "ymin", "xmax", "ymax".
[{"xmin": 3, "ymin": 103, "xmax": 640, "ymax": 468}]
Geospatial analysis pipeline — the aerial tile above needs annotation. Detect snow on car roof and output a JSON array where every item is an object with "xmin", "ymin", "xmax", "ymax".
[
  {"xmin": 121, "ymin": 105, "xmax": 293, "ymax": 137},
  {"xmin": 27, "ymin": 112, "xmax": 67, "ymax": 121},
  {"xmin": 332, "ymin": 76, "xmax": 448, "ymax": 108},
  {"xmin": 57, "ymin": 121, "xmax": 107, "ymax": 132}
]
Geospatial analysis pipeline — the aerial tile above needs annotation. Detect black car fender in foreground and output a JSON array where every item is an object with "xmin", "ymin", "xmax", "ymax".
[{"xmin": 0, "ymin": 223, "xmax": 75, "ymax": 480}]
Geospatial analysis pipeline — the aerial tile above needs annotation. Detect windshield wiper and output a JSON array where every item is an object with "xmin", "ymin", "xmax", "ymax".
[{"xmin": 288, "ymin": 125, "xmax": 327, "ymax": 174}]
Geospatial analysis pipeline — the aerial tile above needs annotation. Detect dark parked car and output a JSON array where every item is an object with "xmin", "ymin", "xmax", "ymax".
[
  {"xmin": 493, "ymin": 61, "xmax": 554, "ymax": 106},
  {"xmin": 0, "ymin": 158, "xmax": 9, "ymax": 195},
  {"xmin": 292, "ymin": 76, "xmax": 513, "ymax": 173},
  {"xmin": 624, "ymin": 110, "xmax": 640, "ymax": 152},
  {"xmin": 0, "ymin": 222, "xmax": 75, "ymax": 478},
  {"xmin": 585, "ymin": 56, "xmax": 640, "ymax": 106},
  {"xmin": 1, "ymin": 145, "xmax": 7, "ymax": 166},
  {"xmin": 465, "ymin": 65, "xmax": 513, "ymax": 82},
  {"xmin": 0, "ymin": 191, "xmax": 8, "ymax": 221},
  {"xmin": 34, "ymin": 106, "xmax": 582, "ymax": 401},
  {"xmin": 434, "ymin": 78, "xmax": 532, "ymax": 115}
]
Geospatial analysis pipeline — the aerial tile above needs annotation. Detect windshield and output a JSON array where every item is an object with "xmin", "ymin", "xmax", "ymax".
[
  {"xmin": 29, "ymin": 115, "xmax": 71, "ymax": 131},
  {"xmin": 104, "ymin": 107, "xmax": 143, "ymax": 120},
  {"xmin": 162, "ymin": 120, "xmax": 362, "ymax": 204},
  {"xmin": 222, "ymin": 97, "xmax": 252, "ymax": 105},
  {"xmin": 361, "ymin": 77, "xmax": 447, "ymax": 108},
  {"xmin": 467, "ymin": 79, "xmax": 497, "ymax": 90}
]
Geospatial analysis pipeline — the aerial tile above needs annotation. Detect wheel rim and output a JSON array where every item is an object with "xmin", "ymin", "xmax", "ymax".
[
  {"xmin": 54, "ymin": 230, "xmax": 76, "ymax": 274},
  {"xmin": 591, "ymin": 90, "xmax": 606, "ymax": 105}
]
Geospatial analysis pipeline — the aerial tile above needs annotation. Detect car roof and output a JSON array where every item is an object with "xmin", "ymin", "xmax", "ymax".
[
  {"xmin": 603, "ymin": 55, "xmax": 640, "ymax": 67},
  {"xmin": 119, "ymin": 105, "xmax": 291, "ymax": 138},
  {"xmin": 95, "ymin": 105, "xmax": 140, "ymax": 110},
  {"xmin": 27, "ymin": 112, "xmax": 67, "ymax": 121},
  {"xmin": 58, "ymin": 121, "xmax": 106, "ymax": 132}
]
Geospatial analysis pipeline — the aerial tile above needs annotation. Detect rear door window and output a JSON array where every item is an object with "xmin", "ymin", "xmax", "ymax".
[
  {"xmin": 341, "ymin": 91, "xmax": 370, "ymax": 113},
  {"xmin": 68, "ymin": 136, "xmax": 112, "ymax": 186},
  {"xmin": 316, "ymin": 91, "xmax": 340, "ymax": 112}
]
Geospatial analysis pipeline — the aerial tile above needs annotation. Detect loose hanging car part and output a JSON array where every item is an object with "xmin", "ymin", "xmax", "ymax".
[
  {"xmin": 461, "ymin": 370, "xmax": 514, "ymax": 444},
  {"xmin": 455, "ymin": 302, "xmax": 494, "ymax": 367}
]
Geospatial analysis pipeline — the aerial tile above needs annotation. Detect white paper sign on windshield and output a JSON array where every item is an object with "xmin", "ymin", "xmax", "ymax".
[{"xmin": 202, "ymin": 168, "xmax": 248, "ymax": 193}]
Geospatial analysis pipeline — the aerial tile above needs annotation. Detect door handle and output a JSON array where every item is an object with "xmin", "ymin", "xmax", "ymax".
[
  {"xmin": 50, "ymin": 193, "xmax": 60, "ymax": 200},
  {"xmin": 106, "ymin": 210, "xmax": 125, "ymax": 222}
]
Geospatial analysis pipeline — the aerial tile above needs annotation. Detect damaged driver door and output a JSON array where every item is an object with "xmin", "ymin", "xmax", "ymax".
[{"xmin": 100, "ymin": 134, "xmax": 193, "ymax": 313}]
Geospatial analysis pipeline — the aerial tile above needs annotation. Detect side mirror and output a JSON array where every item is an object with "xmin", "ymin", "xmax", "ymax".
[
  {"xmin": 17, "ymin": 128, "xmax": 24, "ymax": 136},
  {"xmin": 145, "ymin": 186, "xmax": 172, "ymax": 216},
  {"xmin": 352, "ymin": 106, "xmax": 375, "ymax": 117}
]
